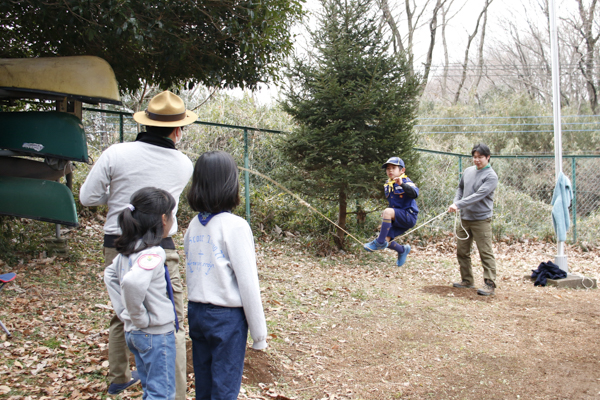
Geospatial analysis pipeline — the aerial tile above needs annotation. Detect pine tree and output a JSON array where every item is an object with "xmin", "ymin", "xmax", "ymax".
[{"xmin": 280, "ymin": 0, "xmax": 421, "ymax": 248}]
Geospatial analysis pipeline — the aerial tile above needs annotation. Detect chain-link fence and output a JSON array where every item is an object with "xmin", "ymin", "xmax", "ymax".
[
  {"xmin": 81, "ymin": 107, "xmax": 287, "ymax": 224},
  {"xmin": 81, "ymin": 108, "xmax": 600, "ymax": 245},
  {"xmin": 416, "ymin": 149, "xmax": 600, "ymax": 244}
]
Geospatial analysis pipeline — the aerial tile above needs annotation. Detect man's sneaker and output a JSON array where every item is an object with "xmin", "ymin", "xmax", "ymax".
[
  {"xmin": 396, "ymin": 245, "xmax": 411, "ymax": 267},
  {"xmin": 452, "ymin": 281, "xmax": 474, "ymax": 289},
  {"xmin": 477, "ymin": 280, "xmax": 496, "ymax": 296},
  {"xmin": 107, "ymin": 370, "xmax": 140, "ymax": 395},
  {"xmin": 363, "ymin": 239, "xmax": 388, "ymax": 252}
]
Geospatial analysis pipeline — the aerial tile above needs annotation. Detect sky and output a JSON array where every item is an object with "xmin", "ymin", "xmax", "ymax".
[{"xmin": 229, "ymin": 0, "xmax": 573, "ymax": 105}]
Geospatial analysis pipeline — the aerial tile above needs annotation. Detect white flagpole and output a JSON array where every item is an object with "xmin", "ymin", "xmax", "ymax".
[{"xmin": 549, "ymin": 0, "xmax": 568, "ymax": 272}]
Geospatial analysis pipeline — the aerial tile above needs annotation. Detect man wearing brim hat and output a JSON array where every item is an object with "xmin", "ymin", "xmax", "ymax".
[{"xmin": 80, "ymin": 91, "xmax": 196, "ymax": 398}]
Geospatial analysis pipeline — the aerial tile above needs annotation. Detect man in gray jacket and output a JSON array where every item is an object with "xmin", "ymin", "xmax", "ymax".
[
  {"xmin": 448, "ymin": 143, "xmax": 498, "ymax": 296},
  {"xmin": 80, "ymin": 91, "xmax": 196, "ymax": 397}
]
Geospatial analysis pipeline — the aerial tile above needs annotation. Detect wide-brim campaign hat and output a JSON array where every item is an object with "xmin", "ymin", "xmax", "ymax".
[
  {"xmin": 133, "ymin": 91, "xmax": 198, "ymax": 127},
  {"xmin": 382, "ymin": 157, "xmax": 405, "ymax": 169}
]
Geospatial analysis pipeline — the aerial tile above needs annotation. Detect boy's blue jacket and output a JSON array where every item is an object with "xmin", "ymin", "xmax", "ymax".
[{"xmin": 384, "ymin": 175, "xmax": 419, "ymax": 213}]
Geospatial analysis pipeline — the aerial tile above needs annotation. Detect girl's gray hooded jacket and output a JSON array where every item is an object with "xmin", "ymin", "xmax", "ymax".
[{"xmin": 104, "ymin": 246, "xmax": 175, "ymax": 334}]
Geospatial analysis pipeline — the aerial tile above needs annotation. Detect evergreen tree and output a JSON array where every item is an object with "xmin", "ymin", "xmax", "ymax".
[{"xmin": 280, "ymin": 0, "xmax": 420, "ymax": 248}]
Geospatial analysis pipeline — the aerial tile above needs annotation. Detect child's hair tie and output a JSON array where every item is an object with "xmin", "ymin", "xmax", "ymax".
[{"xmin": 126, "ymin": 204, "xmax": 135, "ymax": 212}]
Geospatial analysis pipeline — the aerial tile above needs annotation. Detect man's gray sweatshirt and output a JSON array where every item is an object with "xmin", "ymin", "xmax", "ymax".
[
  {"xmin": 454, "ymin": 165, "xmax": 498, "ymax": 221},
  {"xmin": 80, "ymin": 141, "xmax": 193, "ymax": 237},
  {"xmin": 104, "ymin": 246, "xmax": 175, "ymax": 334}
]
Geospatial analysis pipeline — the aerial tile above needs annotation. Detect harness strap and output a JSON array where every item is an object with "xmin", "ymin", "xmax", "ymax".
[{"xmin": 163, "ymin": 265, "xmax": 179, "ymax": 332}]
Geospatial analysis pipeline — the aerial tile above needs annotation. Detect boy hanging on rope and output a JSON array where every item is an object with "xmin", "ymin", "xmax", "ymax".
[{"xmin": 363, "ymin": 157, "xmax": 419, "ymax": 266}]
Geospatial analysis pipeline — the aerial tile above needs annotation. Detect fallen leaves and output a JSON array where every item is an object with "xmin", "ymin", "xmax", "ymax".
[{"xmin": 2, "ymin": 219, "xmax": 600, "ymax": 399}]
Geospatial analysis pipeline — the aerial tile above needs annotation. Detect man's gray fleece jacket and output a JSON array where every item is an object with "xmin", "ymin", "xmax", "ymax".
[{"xmin": 454, "ymin": 165, "xmax": 498, "ymax": 221}]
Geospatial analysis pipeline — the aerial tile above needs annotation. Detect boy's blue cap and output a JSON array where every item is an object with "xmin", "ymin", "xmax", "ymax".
[{"xmin": 382, "ymin": 157, "xmax": 405, "ymax": 169}]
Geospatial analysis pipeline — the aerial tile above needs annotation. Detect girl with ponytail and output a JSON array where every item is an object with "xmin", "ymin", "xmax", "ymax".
[{"xmin": 104, "ymin": 187, "xmax": 178, "ymax": 400}]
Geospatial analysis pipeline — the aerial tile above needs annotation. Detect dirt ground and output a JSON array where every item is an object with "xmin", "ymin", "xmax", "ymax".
[{"xmin": 1, "ymin": 219, "xmax": 600, "ymax": 399}]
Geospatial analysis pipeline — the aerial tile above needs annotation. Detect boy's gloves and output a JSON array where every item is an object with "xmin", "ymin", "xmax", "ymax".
[{"xmin": 400, "ymin": 182, "xmax": 418, "ymax": 198}]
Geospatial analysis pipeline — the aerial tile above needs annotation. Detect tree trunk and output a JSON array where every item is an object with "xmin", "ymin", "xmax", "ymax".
[
  {"xmin": 439, "ymin": 0, "xmax": 463, "ymax": 103},
  {"xmin": 440, "ymin": 1, "xmax": 451, "ymax": 102},
  {"xmin": 452, "ymin": 0, "xmax": 493, "ymax": 104},
  {"xmin": 421, "ymin": 0, "xmax": 445, "ymax": 87},
  {"xmin": 470, "ymin": 3, "xmax": 488, "ymax": 102},
  {"xmin": 335, "ymin": 188, "xmax": 347, "ymax": 249},
  {"xmin": 378, "ymin": 0, "xmax": 438, "ymax": 77},
  {"xmin": 356, "ymin": 203, "xmax": 366, "ymax": 225},
  {"xmin": 99, "ymin": 103, "xmax": 108, "ymax": 150},
  {"xmin": 575, "ymin": 0, "xmax": 599, "ymax": 113},
  {"xmin": 379, "ymin": 0, "xmax": 404, "ymax": 54}
]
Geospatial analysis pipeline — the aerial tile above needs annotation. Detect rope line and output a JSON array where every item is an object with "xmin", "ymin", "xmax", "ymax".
[
  {"xmin": 236, "ymin": 166, "xmax": 364, "ymax": 246},
  {"xmin": 581, "ymin": 275, "xmax": 595, "ymax": 290},
  {"xmin": 182, "ymin": 149, "xmax": 459, "ymax": 247},
  {"xmin": 454, "ymin": 212, "xmax": 470, "ymax": 241},
  {"xmin": 181, "ymin": 149, "xmax": 364, "ymax": 246},
  {"xmin": 395, "ymin": 211, "xmax": 449, "ymax": 239}
]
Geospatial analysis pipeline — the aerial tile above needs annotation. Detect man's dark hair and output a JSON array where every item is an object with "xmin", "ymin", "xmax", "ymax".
[
  {"xmin": 187, "ymin": 151, "xmax": 240, "ymax": 213},
  {"xmin": 146, "ymin": 125, "xmax": 179, "ymax": 137},
  {"xmin": 471, "ymin": 143, "xmax": 491, "ymax": 157}
]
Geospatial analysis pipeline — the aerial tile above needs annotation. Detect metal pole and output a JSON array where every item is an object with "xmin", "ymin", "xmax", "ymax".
[
  {"xmin": 244, "ymin": 129, "xmax": 251, "ymax": 224},
  {"xmin": 549, "ymin": 0, "xmax": 567, "ymax": 272},
  {"xmin": 119, "ymin": 114, "xmax": 124, "ymax": 143},
  {"xmin": 571, "ymin": 157, "xmax": 576, "ymax": 243},
  {"xmin": 458, "ymin": 156, "xmax": 463, "ymax": 182}
]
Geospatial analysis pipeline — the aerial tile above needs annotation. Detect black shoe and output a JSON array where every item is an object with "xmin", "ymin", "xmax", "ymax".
[
  {"xmin": 452, "ymin": 281, "xmax": 474, "ymax": 289},
  {"xmin": 477, "ymin": 280, "xmax": 496, "ymax": 296},
  {"xmin": 107, "ymin": 370, "xmax": 140, "ymax": 395}
]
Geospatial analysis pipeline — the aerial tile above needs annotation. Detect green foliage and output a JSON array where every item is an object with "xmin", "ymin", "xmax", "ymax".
[
  {"xmin": 576, "ymin": 210, "xmax": 600, "ymax": 244},
  {"xmin": 493, "ymin": 184, "xmax": 554, "ymax": 240},
  {"xmin": 278, "ymin": 0, "xmax": 420, "ymax": 247},
  {"xmin": 0, "ymin": 216, "xmax": 54, "ymax": 265},
  {"xmin": 73, "ymin": 90, "xmax": 600, "ymax": 252},
  {"xmin": 0, "ymin": 0, "xmax": 304, "ymax": 92}
]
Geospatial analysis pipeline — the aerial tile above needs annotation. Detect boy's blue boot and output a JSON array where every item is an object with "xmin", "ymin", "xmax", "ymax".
[
  {"xmin": 107, "ymin": 370, "xmax": 140, "ymax": 395},
  {"xmin": 396, "ymin": 245, "xmax": 411, "ymax": 267},
  {"xmin": 363, "ymin": 239, "xmax": 388, "ymax": 252}
]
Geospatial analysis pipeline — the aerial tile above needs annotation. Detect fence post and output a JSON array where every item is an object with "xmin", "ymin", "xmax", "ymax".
[
  {"xmin": 119, "ymin": 114, "xmax": 124, "ymax": 143},
  {"xmin": 458, "ymin": 156, "xmax": 463, "ymax": 182},
  {"xmin": 244, "ymin": 129, "xmax": 251, "ymax": 224},
  {"xmin": 571, "ymin": 157, "xmax": 577, "ymax": 242}
]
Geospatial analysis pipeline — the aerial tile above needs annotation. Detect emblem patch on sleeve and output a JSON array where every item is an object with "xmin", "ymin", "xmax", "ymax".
[{"xmin": 137, "ymin": 254, "xmax": 162, "ymax": 270}]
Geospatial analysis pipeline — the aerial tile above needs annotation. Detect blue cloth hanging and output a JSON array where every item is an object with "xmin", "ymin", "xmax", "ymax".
[{"xmin": 551, "ymin": 172, "xmax": 573, "ymax": 242}]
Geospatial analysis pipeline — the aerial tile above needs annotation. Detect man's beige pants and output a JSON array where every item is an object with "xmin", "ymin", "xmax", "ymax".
[
  {"xmin": 104, "ymin": 247, "xmax": 187, "ymax": 400},
  {"xmin": 456, "ymin": 218, "xmax": 497, "ymax": 286}
]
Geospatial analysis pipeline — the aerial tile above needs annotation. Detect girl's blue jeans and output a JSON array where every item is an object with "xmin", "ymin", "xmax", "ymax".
[
  {"xmin": 188, "ymin": 302, "xmax": 248, "ymax": 400},
  {"xmin": 125, "ymin": 330, "xmax": 176, "ymax": 400}
]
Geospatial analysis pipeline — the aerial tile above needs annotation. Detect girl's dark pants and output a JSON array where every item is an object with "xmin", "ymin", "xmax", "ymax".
[{"xmin": 188, "ymin": 302, "xmax": 248, "ymax": 400}]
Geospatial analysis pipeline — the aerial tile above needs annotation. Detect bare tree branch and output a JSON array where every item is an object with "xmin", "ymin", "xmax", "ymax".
[{"xmin": 452, "ymin": 0, "xmax": 493, "ymax": 104}]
